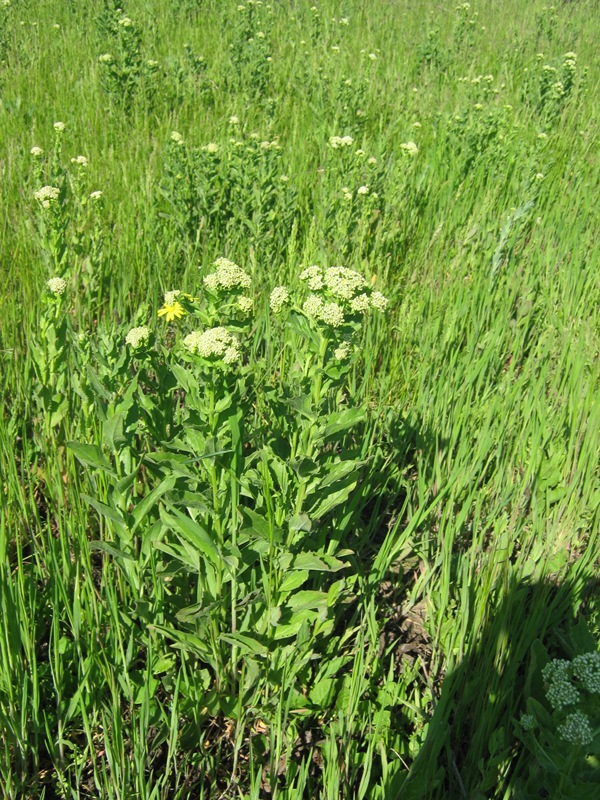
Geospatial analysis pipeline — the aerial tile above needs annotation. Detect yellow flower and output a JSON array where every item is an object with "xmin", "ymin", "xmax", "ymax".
[{"xmin": 158, "ymin": 301, "xmax": 186, "ymax": 322}]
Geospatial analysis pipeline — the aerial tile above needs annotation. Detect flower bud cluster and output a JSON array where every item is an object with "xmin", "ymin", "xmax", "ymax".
[
  {"xmin": 125, "ymin": 326, "xmax": 151, "ymax": 349},
  {"xmin": 297, "ymin": 265, "xmax": 389, "ymax": 327},
  {"xmin": 203, "ymin": 257, "xmax": 252, "ymax": 292},
  {"xmin": 183, "ymin": 326, "xmax": 241, "ymax": 365}
]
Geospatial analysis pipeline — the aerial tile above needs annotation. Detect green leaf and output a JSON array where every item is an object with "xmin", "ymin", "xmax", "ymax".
[
  {"xmin": 103, "ymin": 412, "xmax": 126, "ymax": 452},
  {"xmin": 286, "ymin": 590, "xmax": 329, "ymax": 613},
  {"xmin": 288, "ymin": 514, "xmax": 312, "ymax": 533},
  {"xmin": 88, "ymin": 540, "xmax": 135, "ymax": 561},
  {"xmin": 319, "ymin": 408, "xmax": 365, "ymax": 439},
  {"xmin": 67, "ymin": 442, "xmax": 116, "ymax": 475},
  {"xmin": 81, "ymin": 494, "xmax": 129, "ymax": 535},
  {"xmin": 309, "ymin": 479, "xmax": 357, "ymax": 520},
  {"xmin": 291, "ymin": 552, "xmax": 349, "ymax": 572},
  {"xmin": 160, "ymin": 507, "xmax": 220, "ymax": 567},
  {"xmin": 279, "ymin": 570, "xmax": 310, "ymax": 593},
  {"xmin": 131, "ymin": 476, "xmax": 177, "ymax": 535},
  {"xmin": 220, "ymin": 632, "xmax": 268, "ymax": 657}
]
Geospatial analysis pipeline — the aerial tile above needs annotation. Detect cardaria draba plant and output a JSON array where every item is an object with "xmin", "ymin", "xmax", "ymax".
[
  {"xmin": 68, "ymin": 256, "xmax": 391, "ymax": 726},
  {"xmin": 516, "ymin": 641, "xmax": 600, "ymax": 798}
]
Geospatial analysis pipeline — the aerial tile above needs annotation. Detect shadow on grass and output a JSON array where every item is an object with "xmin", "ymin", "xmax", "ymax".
[{"xmin": 390, "ymin": 570, "xmax": 600, "ymax": 799}]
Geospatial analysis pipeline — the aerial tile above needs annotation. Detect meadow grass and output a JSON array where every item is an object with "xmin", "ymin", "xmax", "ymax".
[{"xmin": 1, "ymin": 0, "xmax": 600, "ymax": 797}]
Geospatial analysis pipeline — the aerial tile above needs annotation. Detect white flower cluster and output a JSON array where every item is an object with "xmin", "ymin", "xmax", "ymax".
[
  {"xmin": 90, "ymin": 190, "xmax": 103, "ymax": 201},
  {"xmin": 557, "ymin": 710, "xmax": 594, "ymax": 747},
  {"xmin": 30, "ymin": 146, "xmax": 44, "ymax": 157},
  {"xmin": 47, "ymin": 277, "xmax": 67, "ymax": 295},
  {"xmin": 164, "ymin": 290, "xmax": 182, "ymax": 306},
  {"xmin": 299, "ymin": 265, "xmax": 323, "ymax": 290},
  {"xmin": 71, "ymin": 155, "xmax": 88, "ymax": 167},
  {"xmin": 125, "ymin": 326, "xmax": 151, "ymax": 349},
  {"xmin": 519, "ymin": 713, "xmax": 537, "ymax": 731},
  {"xmin": 323, "ymin": 266, "xmax": 367, "ymax": 299},
  {"xmin": 203, "ymin": 257, "xmax": 252, "ymax": 292},
  {"xmin": 329, "ymin": 135, "xmax": 354, "ymax": 149},
  {"xmin": 350, "ymin": 293, "xmax": 370, "ymax": 313},
  {"xmin": 573, "ymin": 652, "xmax": 600, "ymax": 694},
  {"xmin": 35, "ymin": 185, "xmax": 60, "ymax": 208},
  {"xmin": 302, "ymin": 295, "xmax": 345, "ymax": 327},
  {"xmin": 299, "ymin": 265, "xmax": 389, "ymax": 324},
  {"xmin": 334, "ymin": 342, "xmax": 351, "ymax": 360},
  {"xmin": 170, "ymin": 131, "xmax": 184, "ymax": 145},
  {"xmin": 269, "ymin": 286, "xmax": 289, "ymax": 313},
  {"xmin": 543, "ymin": 659, "xmax": 580, "ymax": 710},
  {"xmin": 53, "ymin": 121, "xmax": 65, "ymax": 132},
  {"xmin": 370, "ymin": 291, "xmax": 388, "ymax": 312},
  {"xmin": 237, "ymin": 296, "xmax": 253, "ymax": 313},
  {"xmin": 98, "ymin": 53, "xmax": 113, "ymax": 63},
  {"xmin": 400, "ymin": 141, "xmax": 419, "ymax": 157},
  {"xmin": 183, "ymin": 326, "xmax": 241, "ymax": 365}
]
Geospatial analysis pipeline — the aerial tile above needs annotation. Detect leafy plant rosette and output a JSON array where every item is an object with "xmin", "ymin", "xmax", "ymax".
[
  {"xmin": 68, "ymin": 256, "xmax": 390, "ymax": 717},
  {"xmin": 515, "ymin": 638, "xmax": 600, "ymax": 799}
]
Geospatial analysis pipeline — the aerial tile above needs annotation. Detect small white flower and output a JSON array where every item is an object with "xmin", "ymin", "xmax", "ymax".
[
  {"xmin": 256, "ymin": 30, "xmax": 265, "ymax": 38},
  {"xmin": 368, "ymin": 52, "xmax": 377, "ymax": 60},
  {"xmin": 53, "ymin": 121, "xmax": 65, "ymax": 132},
  {"xmin": 334, "ymin": 343, "xmax": 350, "ymax": 360},
  {"xmin": 370, "ymin": 291, "xmax": 388, "ymax": 312},
  {"xmin": 269, "ymin": 286, "xmax": 289, "ymax": 313},
  {"xmin": 229, "ymin": 115, "xmax": 239, "ymax": 125},
  {"xmin": 324, "ymin": 267, "xmax": 366, "ymax": 300},
  {"xmin": 367, "ymin": 156, "xmax": 377, "ymax": 165},
  {"xmin": 30, "ymin": 146, "xmax": 44, "ymax": 157},
  {"xmin": 35, "ymin": 185, "xmax": 60, "ymax": 208},
  {"xmin": 204, "ymin": 142, "xmax": 219, "ymax": 153},
  {"xmin": 163, "ymin": 290, "xmax": 182, "ymax": 306},
  {"xmin": 125, "ymin": 325, "xmax": 151, "ymax": 349},
  {"xmin": 71, "ymin": 155, "xmax": 88, "ymax": 167},
  {"xmin": 146, "ymin": 59, "xmax": 159, "ymax": 68},
  {"xmin": 302, "ymin": 294, "xmax": 324, "ymax": 319},
  {"xmin": 237, "ymin": 296, "xmax": 253, "ymax": 313},
  {"xmin": 299, "ymin": 266, "xmax": 323, "ymax": 291},
  {"xmin": 319, "ymin": 301, "xmax": 345, "ymax": 327},
  {"xmin": 170, "ymin": 131, "xmax": 184, "ymax": 144},
  {"xmin": 98, "ymin": 53, "xmax": 113, "ymax": 63},
  {"xmin": 558, "ymin": 711, "xmax": 594, "ymax": 746},
  {"xmin": 89, "ymin": 190, "xmax": 103, "ymax": 201},
  {"xmin": 400, "ymin": 141, "xmax": 418, "ymax": 157},
  {"xmin": 573, "ymin": 652, "xmax": 600, "ymax": 694},
  {"xmin": 47, "ymin": 277, "xmax": 67, "ymax": 295},
  {"xmin": 350, "ymin": 293, "xmax": 370, "ymax": 313},
  {"xmin": 329, "ymin": 134, "xmax": 353, "ymax": 149},
  {"xmin": 203, "ymin": 257, "xmax": 252, "ymax": 292},
  {"xmin": 118, "ymin": 16, "xmax": 133, "ymax": 27},
  {"xmin": 279, "ymin": 174, "xmax": 289, "ymax": 182},
  {"xmin": 183, "ymin": 326, "xmax": 241, "ymax": 365},
  {"xmin": 519, "ymin": 713, "xmax": 536, "ymax": 731},
  {"xmin": 357, "ymin": 185, "xmax": 369, "ymax": 195}
]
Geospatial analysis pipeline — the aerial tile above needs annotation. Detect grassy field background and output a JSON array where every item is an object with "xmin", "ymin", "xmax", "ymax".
[{"xmin": 1, "ymin": 0, "xmax": 600, "ymax": 797}]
